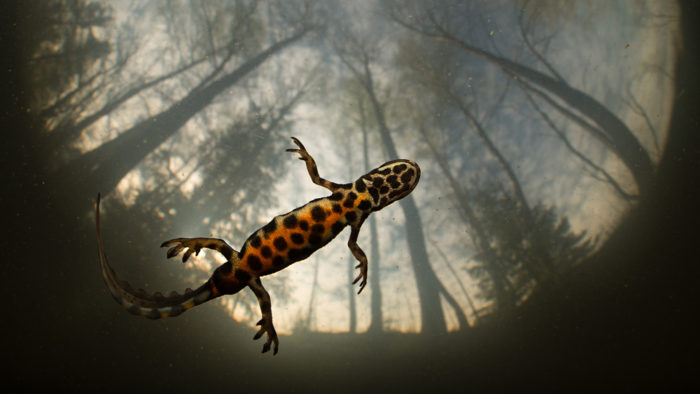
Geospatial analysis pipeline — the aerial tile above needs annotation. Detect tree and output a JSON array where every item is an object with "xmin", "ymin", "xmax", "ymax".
[
  {"xmin": 334, "ymin": 26, "xmax": 468, "ymax": 334},
  {"xmin": 386, "ymin": 0, "xmax": 655, "ymax": 198}
]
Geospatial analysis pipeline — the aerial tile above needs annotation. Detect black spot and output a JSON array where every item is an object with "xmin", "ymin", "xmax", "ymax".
[
  {"xmin": 391, "ymin": 181, "xmax": 401, "ymax": 189},
  {"xmin": 362, "ymin": 174, "xmax": 372, "ymax": 182},
  {"xmin": 338, "ymin": 183, "xmax": 352, "ymax": 189},
  {"xmin": 247, "ymin": 255, "xmax": 262, "ymax": 271},
  {"xmin": 250, "ymin": 235, "xmax": 261, "ymax": 248},
  {"xmin": 239, "ymin": 245, "xmax": 247, "ymax": 258},
  {"xmin": 299, "ymin": 220, "xmax": 309, "ymax": 231},
  {"xmin": 291, "ymin": 233, "xmax": 304, "ymax": 245},
  {"xmin": 330, "ymin": 192, "xmax": 344, "ymax": 201},
  {"xmin": 311, "ymin": 206, "xmax": 326, "ymax": 222},
  {"xmin": 343, "ymin": 199, "xmax": 355, "ymax": 208},
  {"xmin": 355, "ymin": 179, "xmax": 367, "ymax": 192},
  {"xmin": 272, "ymin": 256, "xmax": 285, "ymax": 267},
  {"xmin": 345, "ymin": 211, "xmax": 357, "ymax": 222},
  {"xmin": 368, "ymin": 187, "xmax": 379, "ymax": 203},
  {"xmin": 331, "ymin": 221, "xmax": 345, "ymax": 235},
  {"xmin": 273, "ymin": 237, "xmax": 288, "ymax": 251},
  {"xmin": 262, "ymin": 219, "xmax": 277, "ymax": 235},
  {"xmin": 261, "ymin": 246, "xmax": 272, "ymax": 258},
  {"xmin": 393, "ymin": 164, "xmax": 407, "ymax": 173},
  {"xmin": 169, "ymin": 304, "xmax": 185, "ymax": 316},
  {"xmin": 380, "ymin": 197, "xmax": 388, "ymax": 206},
  {"xmin": 358, "ymin": 200, "xmax": 371, "ymax": 211},
  {"xmin": 379, "ymin": 168, "xmax": 391, "ymax": 175},
  {"xmin": 283, "ymin": 215, "xmax": 298, "ymax": 229},
  {"xmin": 372, "ymin": 177, "xmax": 384, "ymax": 188},
  {"xmin": 386, "ymin": 175, "xmax": 398, "ymax": 184},
  {"xmin": 309, "ymin": 234, "xmax": 322, "ymax": 245},
  {"xmin": 333, "ymin": 204, "xmax": 342, "ymax": 213},
  {"xmin": 288, "ymin": 247, "xmax": 314, "ymax": 261},
  {"xmin": 379, "ymin": 185, "xmax": 390, "ymax": 194},
  {"xmin": 234, "ymin": 269, "xmax": 251, "ymax": 283},
  {"xmin": 311, "ymin": 224, "xmax": 325, "ymax": 234},
  {"xmin": 401, "ymin": 169, "xmax": 415, "ymax": 183},
  {"xmin": 389, "ymin": 185, "xmax": 410, "ymax": 199}
]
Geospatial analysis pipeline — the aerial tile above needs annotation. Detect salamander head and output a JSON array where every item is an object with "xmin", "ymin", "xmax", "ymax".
[{"xmin": 360, "ymin": 159, "xmax": 421, "ymax": 210}]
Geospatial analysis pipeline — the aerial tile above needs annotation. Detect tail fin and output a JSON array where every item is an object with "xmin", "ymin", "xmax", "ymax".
[{"xmin": 96, "ymin": 193, "xmax": 216, "ymax": 319}]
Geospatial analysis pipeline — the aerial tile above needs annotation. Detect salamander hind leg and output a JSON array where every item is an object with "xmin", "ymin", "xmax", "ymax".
[
  {"xmin": 348, "ymin": 225, "xmax": 369, "ymax": 294},
  {"xmin": 161, "ymin": 237, "xmax": 236, "ymax": 263},
  {"xmin": 248, "ymin": 278, "xmax": 279, "ymax": 355}
]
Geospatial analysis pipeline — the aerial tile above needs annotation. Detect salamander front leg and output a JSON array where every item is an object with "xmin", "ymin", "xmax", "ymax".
[
  {"xmin": 248, "ymin": 278, "xmax": 279, "ymax": 355},
  {"xmin": 286, "ymin": 137, "xmax": 339, "ymax": 192},
  {"xmin": 161, "ymin": 237, "xmax": 235, "ymax": 262},
  {"xmin": 348, "ymin": 225, "xmax": 369, "ymax": 294}
]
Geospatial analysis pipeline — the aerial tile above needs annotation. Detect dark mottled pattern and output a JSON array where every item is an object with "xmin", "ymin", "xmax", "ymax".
[
  {"xmin": 368, "ymin": 187, "xmax": 379, "ymax": 203},
  {"xmin": 311, "ymin": 224, "xmax": 325, "ymax": 234},
  {"xmin": 378, "ymin": 168, "xmax": 391, "ymax": 175},
  {"xmin": 261, "ymin": 246, "xmax": 272, "ymax": 258},
  {"xmin": 311, "ymin": 206, "xmax": 326, "ymax": 222},
  {"xmin": 273, "ymin": 236, "xmax": 287, "ymax": 251},
  {"xmin": 333, "ymin": 204, "xmax": 342, "ymax": 213},
  {"xmin": 393, "ymin": 164, "xmax": 407, "ymax": 173},
  {"xmin": 343, "ymin": 192, "xmax": 357, "ymax": 208},
  {"xmin": 372, "ymin": 177, "xmax": 384, "ymax": 188},
  {"xmin": 299, "ymin": 220, "xmax": 309, "ymax": 231},
  {"xmin": 262, "ymin": 220, "xmax": 277, "ymax": 235},
  {"xmin": 380, "ymin": 185, "xmax": 389, "ymax": 194},
  {"xmin": 272, "ymin": 256, "xmax": 285, "ymax": 267},
  {"xmin": 169, "ymin": 304, "xmax": 185, "ymax": 316},
  {"xmin": 283, "ymin": 215, "xmax": 298, "ymax": 228},
  {"xmin": 358, "ymin": 200, "xmax": 371, "ymax": 211},
  {"xmin": 308, "ymin": 234, "xmax": 322, "ymax": 245},
  {"xmin": 401, "ymin": 169, "xmax": 415, "ymax": 183},
  {"xmin": 288, "ymin": 247, "xmax": 314, "ymax": 261},
  {"xmin": 345, "ymin": 211, "xmax": 357, "ymax": 222},
  {"xmin": 355, "ymin": 179, "xmax": 367, "ymax": 192},
  {"xmin": 291, "ymin": 233, "xmax": 304, "ymax": 245},
  {"xmin": 389, "ymin": 185, "xmax": 410, "ymax": 199},
  {"xmin": 248, "ymin": 255, "xmax": 262, "ymax": 271},
  {"xmin": 332, "ymin": 221, "xmax": 345, "ymax": 235},
  {"xmin": 250, "ymin": 235, "xmax": 261, "ymax": 248},
  {"xmin": 329, "ymin": 192, "xmax": 344, "ymax": 201}
]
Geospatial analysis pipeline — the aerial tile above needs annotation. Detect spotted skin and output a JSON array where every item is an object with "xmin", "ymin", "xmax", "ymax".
[{"xmin": 96, "ymin": 137, "xmax": 420, "ymax": 355}]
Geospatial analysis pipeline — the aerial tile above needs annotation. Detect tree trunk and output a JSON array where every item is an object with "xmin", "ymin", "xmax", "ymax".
[{"xmin": 58, "ymin": 28, "xmax": 310, "ymax": 199}]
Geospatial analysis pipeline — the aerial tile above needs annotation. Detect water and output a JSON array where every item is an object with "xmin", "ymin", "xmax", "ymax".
[{"xmin": 3, "ymin": 0, "xmax": 697, "ymax": 391}]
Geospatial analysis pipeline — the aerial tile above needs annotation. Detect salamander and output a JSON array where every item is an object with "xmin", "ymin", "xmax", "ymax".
[{"xmin": 96, "ymin": 136, "xmax": 420, "ymax": 354}]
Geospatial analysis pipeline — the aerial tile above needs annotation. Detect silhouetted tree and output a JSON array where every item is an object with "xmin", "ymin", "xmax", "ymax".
[{"xmin": 386, "ymin": 0, "xmax": 654, "ymax": 198}]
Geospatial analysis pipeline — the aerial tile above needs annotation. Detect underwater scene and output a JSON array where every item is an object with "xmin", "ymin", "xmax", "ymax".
[{"xmin": 3, "ymin": 0, "xmax": 697, "ymax": 391}]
